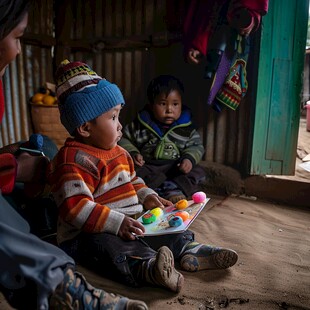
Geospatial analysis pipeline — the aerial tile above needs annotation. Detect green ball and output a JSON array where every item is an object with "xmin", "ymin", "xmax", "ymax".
[{"xmin": 142, "ymin": 213, "xmax": 156, "ymax": 224}]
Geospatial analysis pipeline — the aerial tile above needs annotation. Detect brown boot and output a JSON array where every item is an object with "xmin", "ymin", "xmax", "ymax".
[{"xmin": 139, "ymin": 246, "xmax": 184, "ymax": 293}]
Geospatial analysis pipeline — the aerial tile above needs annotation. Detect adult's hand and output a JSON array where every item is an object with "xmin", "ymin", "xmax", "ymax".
[{"xmin": 186, "ymin": 48, "xmax": 203, "ymax": 65}]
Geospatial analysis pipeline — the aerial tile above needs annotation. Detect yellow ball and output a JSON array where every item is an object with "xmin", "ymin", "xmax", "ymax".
[{"xmin": 149, "ymin": 207, "xmax": 163, "ymax": 217}]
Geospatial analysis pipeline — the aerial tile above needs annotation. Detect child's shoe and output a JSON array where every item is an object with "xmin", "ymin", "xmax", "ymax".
[
  {"xmin": 50, "ymin": 267, "xmax": 148, "ymax": 309},
  {"xmin": 180, "ymin": 242, "xmax": 238, "ymax": 272},
  {"xmin": 139, "ymin": 246, "xmax": 184, "ymax": 293}
]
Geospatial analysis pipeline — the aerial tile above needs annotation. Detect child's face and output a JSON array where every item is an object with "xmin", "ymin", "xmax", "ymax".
[
  {"xmin": 86, "ymin": 104, "xmax": 123, "ymax": 150},
  {"xmin": 151, "ymin": 90, "xmax": 182, "ymax": 125}
]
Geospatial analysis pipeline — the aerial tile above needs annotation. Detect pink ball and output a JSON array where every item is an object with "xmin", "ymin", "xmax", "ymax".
[{"xmin": 192, "ymin": 191, "xmax": 206, "ymax": 203}]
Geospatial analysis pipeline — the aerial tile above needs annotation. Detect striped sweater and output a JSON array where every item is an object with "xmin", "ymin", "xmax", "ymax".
[{"xmin": 47, "ymin": 138, "xmax": 156, "ymax": 244}]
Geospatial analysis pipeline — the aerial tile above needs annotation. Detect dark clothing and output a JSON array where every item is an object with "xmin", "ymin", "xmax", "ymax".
[
  {"xmin": 60, "ymin": 230, "xmax": 195, "ymax": 287},
  {"xmin": 120, "ymin": 105, "xmax": 204, "ymax": 165},
  {"xmin": 119, "ymin": 105, "xmax": 206, "ymax": 197},
  {"xmin": 0, "ymin": 194, "xmax": 74, "ymax": 309},
  {"xmin": 136, "ymin": 161, "xmax": 205, "ymax": 196}
]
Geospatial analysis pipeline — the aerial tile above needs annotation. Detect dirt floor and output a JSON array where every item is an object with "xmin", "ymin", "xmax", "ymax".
[
  {"xmin": 1, "ymin": 195, "xmax": 309, "ymax": 310},
  {"xmin": 79, "ymin": 196, "xmax": 310, "ymax": 310},
  {"xmin": 0, "ymin": 117, "xmax": 309, "ymax": 310}
]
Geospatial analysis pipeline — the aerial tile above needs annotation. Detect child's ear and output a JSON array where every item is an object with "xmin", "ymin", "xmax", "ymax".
[{"xmin": 76, "ymin": 122, "xmax": 90, "ymax": 137}]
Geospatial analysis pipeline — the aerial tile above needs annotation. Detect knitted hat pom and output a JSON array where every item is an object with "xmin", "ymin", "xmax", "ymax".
[{"xmin": 55, "ymin": 60, "xmax": 125, "ymax": 135}]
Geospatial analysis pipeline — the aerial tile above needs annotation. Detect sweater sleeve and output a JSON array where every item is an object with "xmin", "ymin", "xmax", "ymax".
[
  {"xmin": 47, "ymin": 150, "xmax": 125, "ymax": 236},
  {"xmin": 183, "ymin": 0, "xmax": 269, "ymax": 57},
  {"xmin": 0, "ymin": 153, "xmax": 18, "ymax": 194},
  {"xmin": 227, "ymin": 0, "xmax": 269, "ymax": 33},
  {"xmin": 180, "ymin": 128, "xmax": 205, "ymax": 165},
  {"xmin": 0, "ymin": 82, "xmax": 18, "ymax": 194},
  {"xmin": 183, "ymin": 0, "xmax": 228, "ymax": 56}
]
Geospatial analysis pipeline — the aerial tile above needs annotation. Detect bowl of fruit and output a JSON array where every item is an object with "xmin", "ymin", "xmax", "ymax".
[
  {"xmin": 30, "ymin": 83, "xmax": 69, "ymax": 148},
  {"xmin": 30, "ymin": 83, "xmax": 58, "ymax": 107}
]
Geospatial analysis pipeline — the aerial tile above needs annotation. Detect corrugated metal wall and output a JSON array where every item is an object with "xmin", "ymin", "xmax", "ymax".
[
  {"xmin": 1, "ymin": 0, "xmax": 254, "ymax": 172},
  {"xmin": 55, "ymin": 0, "xmax": 179, "ymax": 124}
]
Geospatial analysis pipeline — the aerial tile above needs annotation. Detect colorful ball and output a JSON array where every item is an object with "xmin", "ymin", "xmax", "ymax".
[
  {"xmin": 168, "ymin": 216, "xmax": 183, "ymax": 227},
  {"xmin": 149, "ymin": 207, "xmax": 163, "ymax": 217},
  {"xmin": 175, "ymin": 211, "xmax": 190, "ymax": 221},
  {"xmin": 192, "ymin": 191, "xmax": 206, "ymax": 203},
  {"xmin": 175, "ymin": 199, "xmax": 188, "ymax": 210},
  {"xmin": 142, "ymin": 213, "xmax": 156, "ymax": 224}
]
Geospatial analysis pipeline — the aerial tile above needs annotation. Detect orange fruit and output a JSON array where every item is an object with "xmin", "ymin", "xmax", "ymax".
[
  {"xmin": 43, "ymin": 95, "xmax": 56, "ymax": 105},
  {"xmin": 32, "ymin": 93, "xmax": 45, "ymax": 103}
]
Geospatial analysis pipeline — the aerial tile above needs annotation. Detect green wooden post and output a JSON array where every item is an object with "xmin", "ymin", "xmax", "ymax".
[{"xmin": 250, "ymin": 0, "xmax": 309, "ymax": 175}]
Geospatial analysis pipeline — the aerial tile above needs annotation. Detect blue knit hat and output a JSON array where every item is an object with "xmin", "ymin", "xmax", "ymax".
[{"xmin": 55, "ymin": 60, "xmax": 125, "ymax": 135}]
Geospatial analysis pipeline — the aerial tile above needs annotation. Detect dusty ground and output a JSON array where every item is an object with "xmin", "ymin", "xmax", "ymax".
[
  {"xmin": 76, "ymin": 195, "xmax": 310, "ymax": 310},
  {"xmin": 2, "ymin": 195, "xmax": 309, "ymax": 310}
]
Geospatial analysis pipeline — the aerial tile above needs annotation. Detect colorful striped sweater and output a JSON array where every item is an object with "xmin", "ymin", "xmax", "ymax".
[{"xmin": 47, "ymin": 138, "xmax": 156, "ymax": 244}]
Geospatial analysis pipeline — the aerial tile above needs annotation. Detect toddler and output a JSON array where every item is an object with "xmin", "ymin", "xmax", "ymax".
[
  {"xmin": 119, "ymin": 75, "xmax": 206, "ymax": 203},
  {"xmin": 47, "ymin": 60, "xmax": 238, "ymax": 294}
]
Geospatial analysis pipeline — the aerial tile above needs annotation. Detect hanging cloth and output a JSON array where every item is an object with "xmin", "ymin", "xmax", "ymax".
[
  {"xmin": 206, "ymin": 33, "xmax": 250, "ymax": 111},
  {"xmin": 215, "ymin": 35, "xmax": 249, "ymax": 110},
  {"xmin": 182, "ymin": 0, "xmax": 269, "ymax": 112}
]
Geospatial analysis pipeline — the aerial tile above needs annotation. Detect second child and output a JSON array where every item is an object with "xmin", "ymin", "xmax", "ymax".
[{"xmin": 119, "ymin": 75, "xmax": 206, "ymax": 203}]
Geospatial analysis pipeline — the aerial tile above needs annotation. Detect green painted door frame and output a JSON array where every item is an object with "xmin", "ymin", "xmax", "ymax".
[{"xmin": 250, "ymin": 0, "xmax": 309, "ymax": 175}]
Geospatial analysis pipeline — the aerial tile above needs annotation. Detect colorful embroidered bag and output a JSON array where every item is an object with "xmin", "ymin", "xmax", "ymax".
[{"xmin": 215, "ymin": 34, "xmax": 249, "ymax": 110}]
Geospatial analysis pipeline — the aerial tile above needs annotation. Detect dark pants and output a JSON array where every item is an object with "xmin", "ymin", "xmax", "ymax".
[
  {"xmin": 135, "ymin": 161, "xmax": 205, "ymax": 196},
  {"xmin": 0, "ymin": 195, "xmax": 74, "ymax": 309},
  {"xmin": 60, "ymin": 230, "xmax": 195, "ymax": 287}
]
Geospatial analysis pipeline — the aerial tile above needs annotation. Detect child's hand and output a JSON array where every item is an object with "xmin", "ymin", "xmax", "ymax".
[
  {"xmin": 134, "ymin": 153, "xmax": 145, "ymax": 167},
  {"xmin": 178, "ymin": 158, "xmax": 192, "ymax": 174},
  {"xmin": 118, "ymin": 216, "xmax": 145, "ymax": 241},
  {"xmin": 186, "ymin": 48, "xmax": 203, "ymax": 65},
  {"xmin": 143, "ymin": 194, "xmax": 173, "ymax": 210}
]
